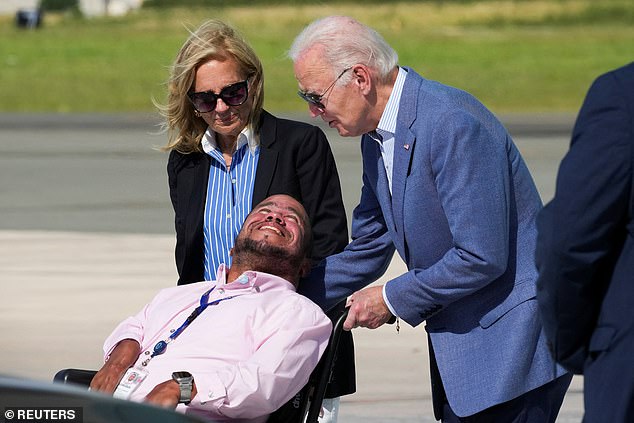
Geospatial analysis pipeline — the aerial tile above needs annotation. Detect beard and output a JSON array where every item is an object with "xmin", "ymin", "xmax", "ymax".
[{"xmin": 232, "ymin": 237, "xmax": 304, "ymax": 276}]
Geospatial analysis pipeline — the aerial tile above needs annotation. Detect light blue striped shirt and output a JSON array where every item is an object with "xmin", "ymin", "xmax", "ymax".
[
  {"xmin": 201, "ymin": 126, "xmax": 260, "ymax": 280},
  {"xmin": 368, "ymin": 66, "xmax": 407, "ymax": 193},
  {"xmin": 367, "ymin": 67, "xmax": 407, "ymax": 319}
]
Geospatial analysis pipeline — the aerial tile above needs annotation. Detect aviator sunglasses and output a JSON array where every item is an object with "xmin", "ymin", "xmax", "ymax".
[
  {"xmin": 297, "ymin": 67, "xmax": 351, "ymax": 110},
  {"xmin": 188, "ymin": 78, "xmax": 250, "ymax": 113}
]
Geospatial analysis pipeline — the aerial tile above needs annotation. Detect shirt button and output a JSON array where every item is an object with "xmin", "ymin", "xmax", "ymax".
[
  {"xmin": 231, "ymin": 178, "xmax": 236, "ymax": 184},
  {"xmin": 226, "ymin": 214, "xmax": 231, "ymax": 219}
]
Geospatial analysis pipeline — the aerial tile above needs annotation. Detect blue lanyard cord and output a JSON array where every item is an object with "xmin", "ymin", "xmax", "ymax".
[{"xmin": 149, "ymin": 286, "xmax": 237, "ymax": 359}]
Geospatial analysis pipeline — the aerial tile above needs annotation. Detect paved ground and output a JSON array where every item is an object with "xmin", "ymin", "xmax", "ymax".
[{"xmin": 0, "ymin": 113, "xmax": 584, "ymax": 421}]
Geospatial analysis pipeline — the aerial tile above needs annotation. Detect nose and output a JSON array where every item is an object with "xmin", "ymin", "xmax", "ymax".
[
  {"xmin": 265, "ymin": 213, "xmax": 284, "ymax": 225},
  {"xmin": 215, "ymin": 98, "xmax": 231, "ymax": 113},
  {"xmin": 308, "ymin": 103, "xmax": 324, "ymax": 118}
]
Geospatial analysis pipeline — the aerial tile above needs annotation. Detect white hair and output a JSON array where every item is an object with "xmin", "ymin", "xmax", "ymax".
[{"xmin": 288, "ymin": 15, "xmax": 398, "ymax": 82}]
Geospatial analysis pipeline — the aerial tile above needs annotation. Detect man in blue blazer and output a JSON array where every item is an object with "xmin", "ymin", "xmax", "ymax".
[
  {"xmin": 536, "ymin": 62, "xmax": 634, "ymax": 422},
  {"xmin": 289, "ymin": 16, "xmax": 571, "ymax": 421}
]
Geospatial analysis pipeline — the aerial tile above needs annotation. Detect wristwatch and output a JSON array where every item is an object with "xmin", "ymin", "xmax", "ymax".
[{"xmin": 172, "ymin": 371, "xmax": 194, "ymax": 405}]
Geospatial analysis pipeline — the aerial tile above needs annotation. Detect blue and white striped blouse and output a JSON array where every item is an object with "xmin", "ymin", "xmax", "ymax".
[{"xmin": 201, "ymin": 126, "xmax": 260, "ymax": 280}]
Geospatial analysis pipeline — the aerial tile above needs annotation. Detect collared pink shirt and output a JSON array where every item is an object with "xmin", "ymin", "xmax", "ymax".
[{"xmin": 103, "ymin": 266, "xmax": 332, "ymax": 422}]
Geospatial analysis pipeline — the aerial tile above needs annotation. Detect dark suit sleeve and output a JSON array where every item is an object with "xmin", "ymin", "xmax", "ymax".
[
  {"xmin": 535, "ymin": 67, "xmax": 633, "ymax": 372},
  {"xmin": 167, "ymin": 150, "xmax": 206, "ymax": 284},
  {"xmin": 293, "ymin": 125, "xmax": 349, "ymax": 261},
  {"xmin": 167, "ymin": 150, "xmax": 179, "ymax": 215},
  {"xmin": 167, "ymin": 150, "xmax": 185, "ymax": 280}
]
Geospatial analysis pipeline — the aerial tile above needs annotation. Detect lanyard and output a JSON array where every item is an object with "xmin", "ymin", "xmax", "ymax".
[{"xmin": 141, "ymin": 286, "xmax": 237, "ymax": 366}]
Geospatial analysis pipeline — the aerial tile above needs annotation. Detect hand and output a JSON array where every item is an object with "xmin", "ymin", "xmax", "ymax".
[
  {"xmin": 344, "ymin": 286, "xmax": 393, "ymax": 331},
  {"xmin": 145, "ymin": 380, "xmax": 198, "ymax": 408},
  {"xmin": 90, "ymin": 364, "xmax": 127, "ymax": 394},
  {"xmin": 90, "ymin": 339, "xmax": 140, "ymax": 393},
  {"xmin": 144, "ymin": 380, "xmax": 180, "ymax": 408}
]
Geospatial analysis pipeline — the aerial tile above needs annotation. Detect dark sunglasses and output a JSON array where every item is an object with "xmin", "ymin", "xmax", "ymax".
[
  {"xmin": 188, "ymin": 78, "xmax": 250, "ymax": 113},
  {"xmin": 297, "ymin": 67, "xmax": 351, "ymax": 110}
]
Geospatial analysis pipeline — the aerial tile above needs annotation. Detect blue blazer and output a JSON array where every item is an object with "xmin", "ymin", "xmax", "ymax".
[
  {"xmin": 302, "ymin": 68, "xmax": 567, "ymax": 417},
  {"xmin": 536, "ymin": 62, "xmax": 634, "ymax": 423}
]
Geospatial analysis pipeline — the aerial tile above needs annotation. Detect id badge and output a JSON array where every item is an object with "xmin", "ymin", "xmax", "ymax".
[{"xmin": 113, "ymin": 367, "xmax": 148, "ymax": 400}]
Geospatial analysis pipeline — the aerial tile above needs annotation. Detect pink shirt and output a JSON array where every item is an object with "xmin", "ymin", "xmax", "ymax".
[{"xmin": 103, "ymin": 266, "xmax": 332, "ymax": 422}]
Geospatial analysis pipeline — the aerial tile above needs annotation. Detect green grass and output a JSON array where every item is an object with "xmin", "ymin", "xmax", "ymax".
[{"xmin": 0, "ymin": 0, "xmax": 632, "ymax": 114}]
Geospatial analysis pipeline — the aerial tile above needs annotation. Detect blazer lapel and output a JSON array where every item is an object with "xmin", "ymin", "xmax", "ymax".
[
  {"xmin": 391, "ymin": 70, "xmax": 419, "ymax": 251},
  {"xmin": 252, "ymin": 111, "xmax": 278, "ymax": 205},
  {"xmin": 392, "ymin": 128, "xmax": 415, "ymax": 241}
]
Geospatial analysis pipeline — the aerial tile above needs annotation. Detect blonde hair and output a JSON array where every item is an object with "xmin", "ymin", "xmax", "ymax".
[{"xmin": 157, "ymin": 20, "xmax": 264, "ymax": 153}]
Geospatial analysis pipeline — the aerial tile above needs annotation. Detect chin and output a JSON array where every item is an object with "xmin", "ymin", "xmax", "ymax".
[{"xmin": 337, "ymin": 128, "xmax": 359, "ymax": 138}]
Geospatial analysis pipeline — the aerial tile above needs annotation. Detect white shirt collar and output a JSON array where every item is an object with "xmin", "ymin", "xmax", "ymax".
[
  {"xmin": 371, "ymin": 66, "xmax": 408, "ymax": 142},
  {"xmin": 201, "ymin": 125, "xmax": 259, "ymax": 155}
]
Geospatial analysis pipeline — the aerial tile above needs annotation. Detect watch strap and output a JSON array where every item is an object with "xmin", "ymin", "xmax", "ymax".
[{"xmin": 172, "ymin": 372, "xmax": 193, "ymax": 405}]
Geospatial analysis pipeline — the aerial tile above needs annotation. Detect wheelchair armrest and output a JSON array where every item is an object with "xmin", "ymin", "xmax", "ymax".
[{"xmin": 53, "ymin": 369, "xmax": 97, "ymax": 388}]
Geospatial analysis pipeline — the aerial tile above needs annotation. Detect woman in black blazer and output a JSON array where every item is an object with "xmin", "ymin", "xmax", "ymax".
[
  {"xmin": 157, "ymin": 20, "xmax": 354, "ymax": 421},
  {"xmin": 167, "ymin": 109, "xmax": 349, "ymax": 285}
]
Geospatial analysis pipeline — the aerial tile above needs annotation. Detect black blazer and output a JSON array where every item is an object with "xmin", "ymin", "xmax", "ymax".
[
  {"xmin": 536, "ymin": 62, "xmax": 634, "ymax": 422},
  {"xmin": 167, "ymin": 110, "xmax": 354, "ymax": 397}
]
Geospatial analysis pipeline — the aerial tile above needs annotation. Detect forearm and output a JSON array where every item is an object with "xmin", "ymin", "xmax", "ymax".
[
  {"xmin": 105, "ymin": 339, "xmax": 140, "ymax": 368},
  {"xmin": 90, "ymin": 339, "xmax": 140, "ymax": 393}
]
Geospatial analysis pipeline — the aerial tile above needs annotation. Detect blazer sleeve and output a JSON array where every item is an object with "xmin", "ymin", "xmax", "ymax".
[
  {"xmin": 167, "ymin": 150, "xmax": 181, "ymax": 215},
  {"xmin": 385, "ymin": 110, "xmax": 521, "ymax": 326},
  {"xmin": 300, "ymin": 138, "xmax": 396, "ymax": 311},
  {"xmin": 167, "ymin": 150, "xmax": 186, "ymax": 280},
  {"xmin": 167, "ymin": 149, "xmax": 206, "ymax": 284},
  {"xmin": 535, "ymin": 67, "xmax": 633, "ymax": 372}
]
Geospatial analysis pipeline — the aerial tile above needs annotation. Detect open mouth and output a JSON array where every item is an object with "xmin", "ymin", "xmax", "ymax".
[{"xmin": 259, "ymin": 225, "xmax": 284, "ymax": 237}]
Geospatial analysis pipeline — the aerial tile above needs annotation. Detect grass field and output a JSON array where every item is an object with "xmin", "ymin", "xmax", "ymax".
[{"xmin": 1, "ymin": 0, "xmax": 633, "ymax": 114}]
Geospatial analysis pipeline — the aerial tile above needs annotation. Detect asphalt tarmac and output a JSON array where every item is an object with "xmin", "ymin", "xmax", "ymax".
[{"xmin": 0, "ymin": 113, "xmax": 583, "ymax": 422}]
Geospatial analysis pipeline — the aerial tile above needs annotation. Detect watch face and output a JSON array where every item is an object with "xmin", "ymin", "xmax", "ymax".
[{"xmin": 172, "ymin": 371, "xmax": 192, "ymax": 380}]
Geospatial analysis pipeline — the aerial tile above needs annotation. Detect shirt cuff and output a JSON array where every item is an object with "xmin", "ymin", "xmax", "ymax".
[
  {"xmin": 190, "ymin": 372, "xmax": 227, "ymax": 409},
  {"xmin": 382, "ymin": 283, "xmax": 399, "ymax": 318}
]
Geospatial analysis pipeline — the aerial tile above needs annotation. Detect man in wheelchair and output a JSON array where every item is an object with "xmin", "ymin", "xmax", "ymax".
[{"xmin": 89, "ymin": 194, "xmax": 332, "ymax": 422}]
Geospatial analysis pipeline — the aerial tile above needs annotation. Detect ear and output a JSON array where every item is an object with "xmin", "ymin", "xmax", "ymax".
[{"xmin": 351, "ymin": 64, "xmax": 372, "ymax": 95}]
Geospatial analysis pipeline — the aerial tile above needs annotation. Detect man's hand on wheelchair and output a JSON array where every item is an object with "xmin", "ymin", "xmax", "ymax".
[{"xmin": 344, "ymin": 285, "xmax": 393, "ymax": 331}]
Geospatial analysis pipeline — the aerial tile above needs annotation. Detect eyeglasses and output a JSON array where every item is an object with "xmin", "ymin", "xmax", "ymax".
[
  {"xmin": 297, "ymin": 67, "xmax": 351, "ymax": 110},
  {"xmin": 188, "ymin": 78, "xmax": 250, "ymax": 113}
]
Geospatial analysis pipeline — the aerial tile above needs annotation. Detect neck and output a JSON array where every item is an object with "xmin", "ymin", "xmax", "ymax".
[
  {"xmin": 371, "ymin": 67, "xmax": 399, "ymax": 128},
  {"xmin": 227, "ymin": 254, "xmax": 300, "ymax": 288},
  {"xmin": 217, "ymin": 137, "xmax": 237, "ymax": 155}
]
